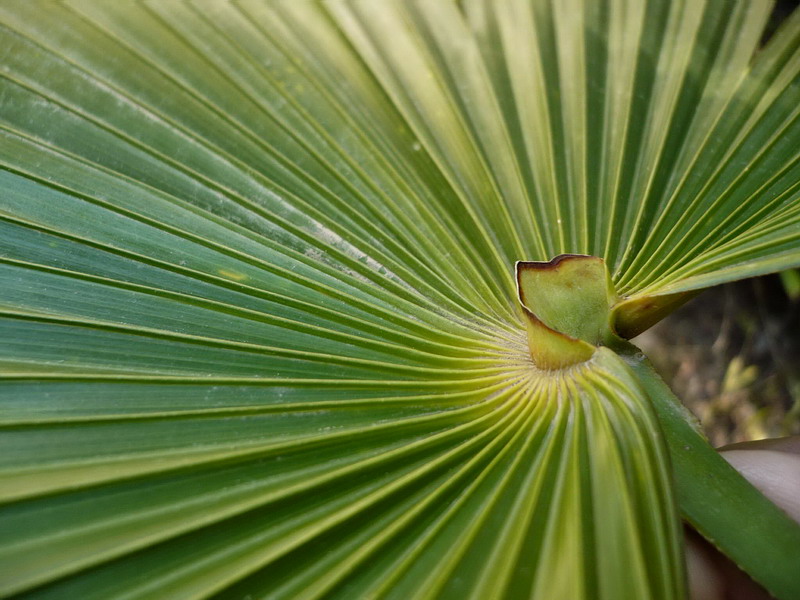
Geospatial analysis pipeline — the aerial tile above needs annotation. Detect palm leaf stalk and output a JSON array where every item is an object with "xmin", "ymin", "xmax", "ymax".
[{"xmin": 1, "ymin": 0, "xmax": 799, "ymax": 598}]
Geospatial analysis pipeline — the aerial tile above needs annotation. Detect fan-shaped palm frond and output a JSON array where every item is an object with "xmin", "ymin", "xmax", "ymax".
[{"xmin": 1, "ymin": 1, "xmax": 799, "ymax": 598}]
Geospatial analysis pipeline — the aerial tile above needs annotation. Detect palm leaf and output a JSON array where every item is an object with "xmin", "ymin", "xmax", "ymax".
[{"xmin": 1, "ymin": 1, "xmax": 799, "ymax": 598}]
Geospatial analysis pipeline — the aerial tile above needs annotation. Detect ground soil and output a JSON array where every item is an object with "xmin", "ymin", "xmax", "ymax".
[{"xmin": 635, "ymin": 273, "xmax": 800, "ymax": 447}]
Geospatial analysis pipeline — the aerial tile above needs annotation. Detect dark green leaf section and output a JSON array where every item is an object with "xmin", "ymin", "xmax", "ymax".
[
  {"xmin": 623, "ymin": 347, "xmax": 800, "ymax": 600},
  {"xmin": 0, "ymin": 351, "xmax": 682, "ymax": 600},
  {"xmin": 0, "ymin": 0, "xmax": 798, "ymax": 598}
]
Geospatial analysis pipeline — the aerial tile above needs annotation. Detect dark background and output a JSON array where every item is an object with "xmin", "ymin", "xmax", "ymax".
[{"xmin": 636, "ymin": 272, "xmax": 800, "ymax": 445}]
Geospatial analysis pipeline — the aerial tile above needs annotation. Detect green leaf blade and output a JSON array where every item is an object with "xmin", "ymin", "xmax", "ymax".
[{"xmin": 3, "ymin": 0, "xmax": 800, "ymax": 597}]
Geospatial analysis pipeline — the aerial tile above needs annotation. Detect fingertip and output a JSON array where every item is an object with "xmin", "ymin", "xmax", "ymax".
[{"xmin": 720, "ymin": 444, "xmax": 800, "ymax": 523}]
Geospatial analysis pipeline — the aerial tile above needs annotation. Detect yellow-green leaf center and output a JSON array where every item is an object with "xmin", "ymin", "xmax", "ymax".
[{"xmin": 516, "ymin": 255, "xmax": 620, "ymax": 370}]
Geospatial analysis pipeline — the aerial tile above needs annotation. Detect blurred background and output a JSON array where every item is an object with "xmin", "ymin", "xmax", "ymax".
[{"xmin": 636, "ymin": 271, "xmax": 800, "ymax": 446}]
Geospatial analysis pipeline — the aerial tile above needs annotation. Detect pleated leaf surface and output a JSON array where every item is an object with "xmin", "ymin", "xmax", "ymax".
[{"xmin": 1, "ymin": 1, "xmax": 799, "ymax": 598}]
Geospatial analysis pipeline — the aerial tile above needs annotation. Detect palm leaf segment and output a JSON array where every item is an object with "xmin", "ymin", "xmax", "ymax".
[{"xmin": 1, "ymin": 1, "xmax": 798, "ymax": 598}]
